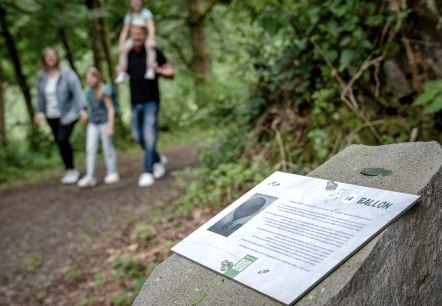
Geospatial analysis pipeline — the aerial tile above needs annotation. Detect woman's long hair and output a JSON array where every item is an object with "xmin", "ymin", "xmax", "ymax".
[
  {"xmin": 41, "ymin": 47, "xmax": 60, "ymax": 71},
  {"xmin": 85, "ymin": 67, "xmax": 104, "ymax": 102}
]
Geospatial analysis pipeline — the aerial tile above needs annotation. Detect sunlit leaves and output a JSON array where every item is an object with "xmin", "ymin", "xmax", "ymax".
[{"xmin": 413, "ymin": 80, "xmax": 442, "ymax": 113}]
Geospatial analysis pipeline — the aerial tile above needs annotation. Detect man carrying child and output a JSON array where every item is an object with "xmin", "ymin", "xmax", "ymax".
[{"xmin": 125, "ymin": 21, "xmax": 174, "ymax": 187}]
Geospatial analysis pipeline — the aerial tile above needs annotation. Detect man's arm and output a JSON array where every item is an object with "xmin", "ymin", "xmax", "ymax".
[{"xmin": 156, "ymin": 62, "xmax": 174, "ymax": 79}]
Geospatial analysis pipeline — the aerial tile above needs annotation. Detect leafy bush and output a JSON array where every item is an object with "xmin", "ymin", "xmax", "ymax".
[
  {"xmin": 175, "ymin": 1, "xmax": 441, "ymax": 215},
  {"xmin": 0, "ymin": 140, "xmax": 59, "ymax": 184}
]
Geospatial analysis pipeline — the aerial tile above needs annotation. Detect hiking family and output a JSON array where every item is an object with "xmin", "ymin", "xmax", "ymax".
[{"xmin": 34, "ymin": 0, "xmax": 175, "ymax": 188}]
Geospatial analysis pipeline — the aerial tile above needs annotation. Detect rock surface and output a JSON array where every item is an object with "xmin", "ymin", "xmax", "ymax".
[
  {"xmin": 133, "ymin": 141, "xmax": 442, "ymax": 306},
  {"xmin": 384, "ymin": 60, "xmax": 413, "ymax": 99}
]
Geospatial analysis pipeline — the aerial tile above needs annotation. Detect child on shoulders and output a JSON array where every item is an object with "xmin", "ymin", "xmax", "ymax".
[{"xmin": 115, "ymin": 0, "xmax": 156, "ymax": 83}]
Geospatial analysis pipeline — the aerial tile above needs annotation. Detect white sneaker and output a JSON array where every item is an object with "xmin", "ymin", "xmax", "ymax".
[
  {"xmin": 153, "ymin": 154, "xmax": 167, "ymax": 179},
  {"xmin": 153, "ymin": 163, "xmax": 165, "ymax": 179},
  {"xmin": 77, "ymin": 175, "xmax": 96, "ymax": 188},
  {"xmin": 61, "ymin": 169, "xmax": 80, "ymax": 184},
  {"xmin": 115, "ymin": 72, "xmax": 130, "ymax": 84},
  {"xmin": 159, "ymin": 154, "xmax": 168, "ymax": 164},
  {"xmin": 144, "ymin": 68, "xmax": 155, "ymax": 80},
  {"xmin": 104, "ymin": 172, "xmax": 120, "ymax": 184},
  {"xmin": 138, "ymin": 173, "xmax": 154, "ymax": 187}
]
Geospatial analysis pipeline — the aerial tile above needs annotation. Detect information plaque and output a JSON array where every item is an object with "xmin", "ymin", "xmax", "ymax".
[{"xmin": 172, "ymin": 172, "xmax": 420, "ymax": 305}]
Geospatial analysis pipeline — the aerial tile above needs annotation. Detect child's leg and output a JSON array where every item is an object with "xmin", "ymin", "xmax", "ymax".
[
  {"xmin": 118, "ymin": 38, "xmax": 135, "ymax": 70},
  {"xmin": 86, "ymin": 123, "xmax": 100, "ymax": 177},
  {"xmin": 145, "ymin": 37, "xmax": 156, "ymax": 68},
  {"xmin": 99, "ymin": 123, "xmax": 118, "ymax": 175}
]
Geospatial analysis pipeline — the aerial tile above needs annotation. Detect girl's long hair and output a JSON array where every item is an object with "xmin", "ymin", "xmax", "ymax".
[
  {"xmin": 129, "ymin": 0, "xmax": 144, "ymax": 13},
  {"xmin": 129, "ymin": 0, "xmax": 144, "ymax": 25},
  {"xmin": 85, "ymin": 67, "xmax": 104, "ymax": 102}
]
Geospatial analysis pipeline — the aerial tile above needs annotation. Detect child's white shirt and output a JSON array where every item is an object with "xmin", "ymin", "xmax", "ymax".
[{"xmin": 123, "ymin": 8, "xmax": 153, "ymax": 25}]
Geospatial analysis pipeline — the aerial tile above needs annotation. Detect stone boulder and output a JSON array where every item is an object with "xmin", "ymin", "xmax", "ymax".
[{"xmin": 133, "ymin": 141, "xmax": 442, "ymax": 306}]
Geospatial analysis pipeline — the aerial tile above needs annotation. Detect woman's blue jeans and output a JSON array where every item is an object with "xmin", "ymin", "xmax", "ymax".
[{"xmin": 131, "ymin": 101, "xmax": 161, "ymax": 173}]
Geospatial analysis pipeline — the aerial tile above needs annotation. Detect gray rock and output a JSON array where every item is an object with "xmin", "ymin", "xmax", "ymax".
[
  {"xmin": 384, "ymin": 60, "xmax": 413, "ymax": 99},
  {"xmin": 133, "ymin": 141, "xmax": 442, "ymax": 306}
]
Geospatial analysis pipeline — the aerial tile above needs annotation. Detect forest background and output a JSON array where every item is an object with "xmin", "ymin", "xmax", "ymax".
[{"xmin": 1, "ymin": 0, "xmax": 441, "ymax": 305}]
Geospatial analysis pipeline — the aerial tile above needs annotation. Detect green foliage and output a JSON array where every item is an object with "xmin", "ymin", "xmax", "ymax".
[
  {"xmin": 131, "ymin": 224, "xmax": 156, "ymax": 246},
  {"xmin": 93, "ymin": 272, "xmax": 107, "ymax": 287},
  {"xmin": 146, "ymin": 262, "xmax": 159, "ymax": 274},
  {"xmin": 124, "ymin": 212, "xmax": 136, "ymax": 226},
  {"xmin": 225, "ymin": 0, "xmax": 434, "ymax": 163},
  {"xmin": 23, "ymin": 253, "xmax": 43, "ymax": 271},
  {"xmin": 79, "ymin": 295, "xmax": 97, "ymax": 306},
  {"xmin": 175, "ymin": 155, "xmax": 273, "ymax": 215},
  {"xmin": 111, "ymin": 289, "xmax": 129, "ymax": 306},
  {"xmin": 112, "ymin": 256, "xmax": 145, "ymax": 281},
  {"xmin": 64, "ymin": 265, "xmax": 82, "ymax": 283},
  {"xmin": 132, "ymin": 276, "xmax": 146, "ymax": 295},
  {"xmin": 174, "ymin": 0, "xmax": 440, "ymax": 216},
  {"xmin": 0, "ymin": 139, "xmax": 59, "ymax": 184},
  {"xmin": 111, "ymin": 256, "xmax": 147, "ymax": 306},
  {"xmin": 413, "ymin": 80, "xmax": 442, "ymax": 113}
]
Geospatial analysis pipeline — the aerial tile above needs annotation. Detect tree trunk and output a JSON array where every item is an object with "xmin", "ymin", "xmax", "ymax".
[
  {"xmin": 56, "ymin": 1, "xmax": 78, "ymax": 75},
  {"xmin": 85, "ymin": 0, "xmax": 104, "ymax": 72},
  {"xmin": 0, "ymin": 60, "xmax": 5, "ymax": 147},
  {"xmin": 187, "ymin": 0, "xmax": 210, "ymax": 81},
  {"xmin": 97, "ymin": 0, "xmax": 116, "ymax": 84},
  {"xmin": 58, "ymin": 27, "xmax": 79, "ymax": 75},
  {"xmin": 95, "ymin": 0, "xmax": 132, "ymax": 138},
  {"xmin": 85, "ymin": 0, "xmax": 130, "ymax": 138},
  {"xmin": 0, "ymin": 5, "xmax": 34, "ymax": 122},
  {"xmin": 187, "ymin": 0, "xmax": 211, "ymax": 106}
]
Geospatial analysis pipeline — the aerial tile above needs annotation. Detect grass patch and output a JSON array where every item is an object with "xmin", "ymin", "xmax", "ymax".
[
  {"xmin": 79, "ymin": 295, "xmax": 98, "ymax": 306},
  {"xmin": 93, "ymin": 273, "xmax": 107, "ymax": 287},
  {"xmin": 64, "ymin": 265, "xmax": 82, "ymax": 283},
  {"xmin": 157, "ymin": 126, "xmax": 222, "ymax": 149},
  {"xmin": 23, "ymin": 253, "xmax": 44, "ymax": 271}
]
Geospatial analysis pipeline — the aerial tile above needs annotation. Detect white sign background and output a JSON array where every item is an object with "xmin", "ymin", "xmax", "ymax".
[{"xmin": 172, "ymin": 172, "xmax": 420, "ymax": 305}]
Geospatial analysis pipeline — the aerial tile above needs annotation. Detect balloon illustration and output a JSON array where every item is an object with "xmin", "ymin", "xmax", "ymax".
[{"xmin": 221, "ymin": 197, "xmax": 266, "ymax": 230}]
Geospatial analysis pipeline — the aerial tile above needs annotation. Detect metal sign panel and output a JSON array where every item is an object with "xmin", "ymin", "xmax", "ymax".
[{"xmin": 172, "ymin": 172, "xmax": 420, "ymax": 305}]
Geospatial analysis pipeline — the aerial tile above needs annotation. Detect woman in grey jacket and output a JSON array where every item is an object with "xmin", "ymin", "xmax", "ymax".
[{"xmin": 34, "ymin": 47, "xmax": 87, "ymax": 184}]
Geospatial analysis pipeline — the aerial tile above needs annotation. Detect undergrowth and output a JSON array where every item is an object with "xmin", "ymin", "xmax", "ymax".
[
  {"xmin": 174, "ymin": 151, "xmax": 275, "ymax": 216},
  {"xmin": 172, "ymin": 0, "xmax": 441, "ymax": 217}
]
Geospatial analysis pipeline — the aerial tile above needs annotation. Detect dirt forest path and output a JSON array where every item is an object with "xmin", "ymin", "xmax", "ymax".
[{"xmin": 0, "ymin": 145, "xmax": 200, "ymax": 305}]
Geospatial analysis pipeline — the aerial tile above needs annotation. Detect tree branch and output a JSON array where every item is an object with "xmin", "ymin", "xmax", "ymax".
[
  {"xmin": 202, "ymin": 0, "xmax": 218, "ymax": 18},
  {"xmin": 187, "ymin": 0, "xmax": 219, "ymax": 26},
  {"xmin": 158, "ymin": 32, "xmax": 192, "ymax": 69}
]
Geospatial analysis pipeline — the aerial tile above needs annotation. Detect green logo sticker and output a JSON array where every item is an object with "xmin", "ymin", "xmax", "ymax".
[{"xmin": 224, "ymin": 255, "xmax": 258, "ymax": 278}]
